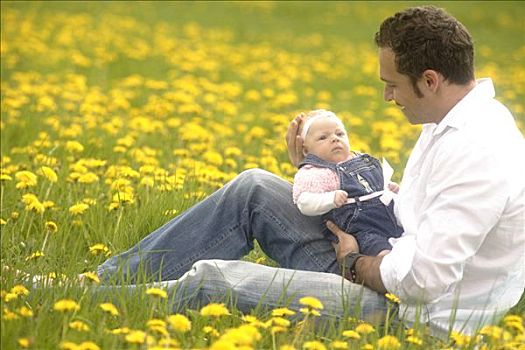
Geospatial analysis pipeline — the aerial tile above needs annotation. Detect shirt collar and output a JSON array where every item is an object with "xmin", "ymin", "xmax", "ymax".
[{"xmin": 431, "ymin": 78, "xmax": 495, "ymax": 136}]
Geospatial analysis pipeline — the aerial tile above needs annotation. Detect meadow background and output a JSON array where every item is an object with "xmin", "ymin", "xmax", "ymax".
[{"xmin": 1, "ymin": 1, "xmax": 524, "ymax": 349}]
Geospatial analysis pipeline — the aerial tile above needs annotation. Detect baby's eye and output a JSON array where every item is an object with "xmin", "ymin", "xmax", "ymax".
[
  {"xmin": 318, "ymin": 135, "xmax": 327, "ymax": 140},
  {"xmin": 336, "ymin": 131, "xmax": 346, "ymax": 137}
]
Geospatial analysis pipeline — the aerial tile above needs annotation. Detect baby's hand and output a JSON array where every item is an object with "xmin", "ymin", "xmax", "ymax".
[
  {"xmin": 388, "ymin": 182, "xmax": 400, "ymax": 194},
  {"xmin": 333, "ymin": 190, "xmax": 348, "ymax": 208}
]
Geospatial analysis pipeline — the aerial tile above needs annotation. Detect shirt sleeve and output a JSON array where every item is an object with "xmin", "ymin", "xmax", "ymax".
[
  {"xmin": 380, "ymin": 136, "xmax": 509, "ymax": 304},
  {"xmin": 296, "ymin": 191, "xmax": 337, "ymax": 216}
]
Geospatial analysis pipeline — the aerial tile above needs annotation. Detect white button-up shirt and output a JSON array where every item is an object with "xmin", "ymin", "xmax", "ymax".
[{"xmin": 380, "ymin": 78, "xmax": 525, "ymax": 337}]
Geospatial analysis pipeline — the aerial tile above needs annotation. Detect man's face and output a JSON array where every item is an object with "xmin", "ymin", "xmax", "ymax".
[{"xmin": 379, "ymin": 48, "xmax": 430, "ymax": 124}]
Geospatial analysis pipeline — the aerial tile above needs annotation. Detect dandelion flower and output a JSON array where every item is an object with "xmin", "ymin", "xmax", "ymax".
[
  {"xmin": 330, "ymin": 341, "xmax": 348, "ymax": 349},
  {"xmin": 89, "ymin": 243, "xmax": 112, "ymax": 256},
  {"xmin": 145, "ymin": 287, "xmax": 168, "ymax": 299},
  {"xmin": 69, "ymin": 203, "xmax": 89, "ymax": 215},
  {"xmin": 37, "ymin": 166, "xmax": 58, "ymax": 182},
  {"xmin": 18, "ymin": 306, "xmax": 34, "ymax": 317},
  {"xmin": 203, "ymin": 326, "xmax": 220, "ymax": 337},
  {"xmin": 69, "ymin": 320, "xmax": 90, "ymax": 332},
  {"xmin": 59, "ymin": 341, "xmax": 79, "ymax": 350},
  {"xmin": 299, "ymin": 296, "xmax": 324, "ymax": 310},
  {"xmin": 45, "ymin": 221, "xmax": 58, "ymax": 233},
  {"xmin": 18, "ymin": 338, "xmax": 30, "ymax": 348},
  {"xmin": 167, "ymin": 313, "xmax": 191, "ymax": 332},
  {"xmin": 82, "ymin": 272, "xmax": 100, "ymax": 284},
  {"xmin": 54, "ymin": 299, "xmax": 80, "ymax": 312},
  {"xmin": 355, "ymin": 322, "xmax": 375, "ymax": 334},
  {"xmin": 406, "ymin": 335, "xmax": 423, "ymax": 346},
  {"xmin": 200, "ymin": 303, "xmax": 231, "ymax": 317},
  {"xmin": 99, "ymin": 302, "xmax": 119, "ymax": 316},
  {"xmin": 125, "ymin": 330, "xmax": 147, "ymax": 344},
  {"xmin": 78, "ymin": 341, "xmax": 100, "ymax": 350},
  {"xmin": 25, "ymin": 251, "xmax": 45, "ymax": 261},
  {"xmin": 272, "ymin": 307, "xmax": 296, "ymax": 317},
  {"xmin": 385, "ymin": 293, "xmax": 400, "ymax": 304},
  {"xmin": 302, "ymin": 340, "xmax": 327, "ymax": 350},
  {"xmin": 15, "ymin": 170, "xmax": 38, "ymax": 188},
  {"xmin": 342, "ymin": 330, "xmax": 361, "ymax": 340},
  {"xmin": 11, "ymin": 285, "xmax": 30, "ymax": 296},
  {"xmin": 377, "ymin": 335, "xmax": 401, "ymax": 349}
]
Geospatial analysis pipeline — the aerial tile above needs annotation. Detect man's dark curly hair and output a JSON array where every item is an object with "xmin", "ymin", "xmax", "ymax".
[{"xmin": 375, "ymin": 6, "xmax": 474, "ymax": 96}]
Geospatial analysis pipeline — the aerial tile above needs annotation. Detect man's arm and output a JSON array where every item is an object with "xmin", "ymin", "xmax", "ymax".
[
  {"xmin": 354, "ymin": 255, "xmax": 388, "ymax": 293},
  {"xmin": 326, "ymin": 221, "xmax": 388, "ymax": 293}
]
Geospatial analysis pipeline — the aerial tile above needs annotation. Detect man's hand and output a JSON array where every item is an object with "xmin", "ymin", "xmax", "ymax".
[
  {"xmin": 333, "ymin": 190, "xmax": 348, "ymax": 208},
  {"xmin": 326, "ymin": 220, "xmax": 359, "ymax": 262},
  {"xmin": 326, "ymin": 220, "xmax": 387, "ymax": 293},
  {"xmin": 286, "ymin": 113, "xmax": 306, "ymax": 167}
]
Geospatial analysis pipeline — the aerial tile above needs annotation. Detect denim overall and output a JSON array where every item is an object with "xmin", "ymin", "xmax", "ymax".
[{"xmin": 299, "ymin": 153, "xmax": 404, "ymax": 256}]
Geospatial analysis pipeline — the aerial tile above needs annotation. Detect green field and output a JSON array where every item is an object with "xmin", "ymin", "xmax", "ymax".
[{"xmin": 1, "ymin": 1, "xmax": 524, "ymax": 349}]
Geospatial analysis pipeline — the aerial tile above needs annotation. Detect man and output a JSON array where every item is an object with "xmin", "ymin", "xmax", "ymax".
[
  {"xmin": 288, "ymin": 5, "xmax": 525, "ymax": 336},
  {"xmin": 97, "ymin": 6, "xmax": 524, "ymax": 338}
]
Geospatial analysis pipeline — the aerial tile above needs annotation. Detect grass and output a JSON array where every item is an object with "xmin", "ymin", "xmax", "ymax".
[{"xmin": 1, "ymin": 1, "xmax": 524, "ymax": 349}]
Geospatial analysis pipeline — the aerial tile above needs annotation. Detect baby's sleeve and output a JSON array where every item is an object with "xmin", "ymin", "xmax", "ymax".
[{"xmin": 292, "ymin": 166, "xmax": 340, "ymax": 216}]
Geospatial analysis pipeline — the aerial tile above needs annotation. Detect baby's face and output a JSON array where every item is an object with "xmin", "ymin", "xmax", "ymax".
[{"xmin": 302, "ymin": 117, "xmax": 351, "ymax": 163}]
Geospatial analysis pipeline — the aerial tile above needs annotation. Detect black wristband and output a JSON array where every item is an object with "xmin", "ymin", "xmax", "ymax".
[{"xmin": 341, "ymin": 251, "xmax": 365, "ymax": 283}]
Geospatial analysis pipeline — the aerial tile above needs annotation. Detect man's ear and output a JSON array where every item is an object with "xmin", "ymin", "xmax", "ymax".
[
  {"xmin": 302, "ymin": 145, "xmax": 308, "ymax": 157},
  {"xmin": 421, "ymin": 69, "xmax": 441, "ymax": 93}
]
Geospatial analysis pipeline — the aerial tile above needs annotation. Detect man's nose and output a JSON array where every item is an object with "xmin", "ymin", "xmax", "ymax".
[{"xmin": 384, "ymin": 86, "xmax": 393, "ymax": 102}]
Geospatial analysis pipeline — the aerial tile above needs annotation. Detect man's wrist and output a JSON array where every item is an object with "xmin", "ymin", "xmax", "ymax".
[{"xmin": 340, "ymin": 251, "xmax": 365, "ymax": 283}]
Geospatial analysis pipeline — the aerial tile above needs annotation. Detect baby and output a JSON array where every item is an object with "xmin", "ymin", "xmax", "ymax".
[{"xmin": 292, "ymin": 109, "xmax": 403, "ymax": 256}]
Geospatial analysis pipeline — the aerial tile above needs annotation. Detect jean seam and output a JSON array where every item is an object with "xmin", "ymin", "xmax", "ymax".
[
  {"xmin": 161, "ymin": 222, "xmax": 246, "ymax": 280},
  {"xmin": 257, "ymin": 205, "xmax": 330, "ymax": 272}
]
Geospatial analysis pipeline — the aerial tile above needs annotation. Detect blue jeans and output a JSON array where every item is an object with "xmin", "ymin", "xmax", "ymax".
[{"xmin": 97, "ymin": 169, "xmax": 388, "ymax": 319}]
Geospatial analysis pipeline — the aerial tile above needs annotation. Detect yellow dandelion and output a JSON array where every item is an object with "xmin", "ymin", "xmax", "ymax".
[
  {"xmin": 303, "ymin": 340, "xmax": 327, "ymax": 350},
  {"xmin": 271, "ymin": 317, "xmax": 291, "ymax": 327},
  {"xmin": 59, "ymin": 341, "xmax": 79, "ymax": 350},
  {"xmin": 106, "ymin": 326, "xmax": 129, "ymax": 334},
  {"xmin": 66, "ymin": 141, "xmax": 84, "ymax": 153},
  {"xmin": 99, "ymin": 302, "xmax": 119, "ymax": 316},
  {"xmin": 0, "ymin": 174, "xmax": 13, "ymax": 181},
  {"xmin": 82, "ymin": 272, "xmax": 100, "ymax": 284},
  {"xmin": 355, "ymin": 322, "xmax": 375, "ymax": 334},
  {"xmin": 25, "ymin": 251, "xmax": 45, "ymax": 261},
  {"xmin": 0, "ymin": 218, "xmax": 6, "ymax": 225},
  {"xmin": 145, "ymin": 287, "xmax": 168, "ymax": 299},
  {"xmin": 18, "ymin": 306, "xmax": 34, "ymax": 317},
  {"xmin": 299, "ymin": 296, "xmax": 324, "ymax": 310},
  {"xmin": 385, "ymin": 293, "xmax": 400, "ymax": 304},
  {"xmin": 377, "ymin": 335, "xmax": 401, "ymax": 349},
  {"xmin": 203, "ymin": 326, "xmax": 220, "ymax": 337},
  {"xmin": 45, "ymin": 221, "xmax": 58, "ymax": 233},
  {"xmin": 78, "ymin": 341, "xmax": 100, "ymax": 350},
  {"xmin": 331, "ymin": 340, "xmax": 348, "ymax": 349},
  {"xmin": 272, "ymin": 307, "xmax": 296, "ymax": 317},
  {"xmin": 167, "ymin": 313, "xmax": 192, "ymax": 332},
  {"xmin": 362, "ymin": 344, "xmax": 374, "ymax": 350},
  {"xmin": 125, "ymin": 330, "xmax": 147, "ymax": 344},
  {"xmin": 200, "ymin": 303, "xmax": 231, "ymax": 317},
  {"xmin": 342, "ymin": 330, "xmax": 361, "ymax": 340},
  {"xmin": 69, "ymin": 320, "xmax": 90, "ymax": 332},
  {"xmin": 18, "ymin": 338, "xmax": 30, "ymax": 348},
  {"xmin": 4, "ymin": 293, "xmax": 19, "ymax": 302},
  {"xmin": 3, "ymin": 308, "xmax": 19, "ymax": 320},
  {"xmin": 89, "ymin": 243, "xmax": 112, "ymax": 256},
  {"xmin": 15, "ymin": 170, "xmax": 38, "ymax": 188},
  {"xmin": 280, "ymin": 345, "xmax": 296, "ymax": 350},
  {"xmin": 69, "ymin": 203, "xmax": 89, "ymax": 215},
  {"xmin": 54, "ymin": 299, "xmax": 80, "ymax": 312},
  {"xmin": 11, "ymin": 285, "xmax": 30, "ymax": 296},
  {"xmin": 406, "ymin": 335, "xmax": 423, "ymax": 346},
  {"xmin": 300, "ymin": 307, "xmax": 321, "ymax": 316},
  {"xmin": 37, "ymin": 166, "xmax": 58, "ymax": 183}
]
